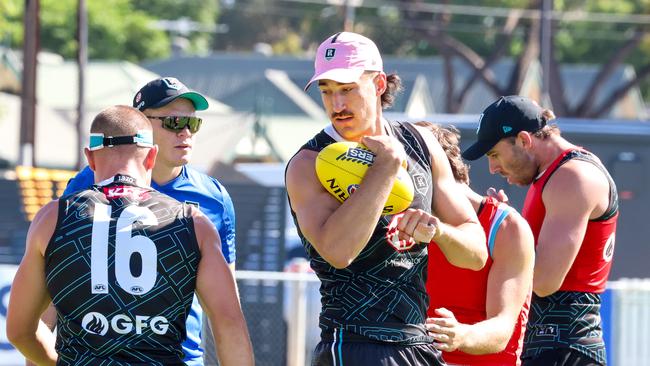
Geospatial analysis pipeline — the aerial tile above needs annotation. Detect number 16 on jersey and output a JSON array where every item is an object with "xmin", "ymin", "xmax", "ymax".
[{"xmin": 91, "ymin": 202, "xmax": 159, "ymax": 296}]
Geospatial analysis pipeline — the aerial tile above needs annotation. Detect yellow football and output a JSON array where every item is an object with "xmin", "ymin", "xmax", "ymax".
[{"xmin": 314, "ymin": 141, "xmax": 415, "ymax": 215}]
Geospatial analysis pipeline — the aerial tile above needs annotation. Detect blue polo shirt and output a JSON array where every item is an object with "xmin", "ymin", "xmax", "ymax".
[{"xmin": 63, "ymin": 165, "xmax": 236, "ymax": 366}]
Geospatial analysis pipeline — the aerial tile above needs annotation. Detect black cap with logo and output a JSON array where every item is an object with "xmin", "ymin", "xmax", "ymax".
[
  {"xmin": 462, "ymin": 95, "xmax": 546, "ymax": 161},
  {"xmin": 132, "ymin": 77, "xmax": 209, "ymax": 112}
]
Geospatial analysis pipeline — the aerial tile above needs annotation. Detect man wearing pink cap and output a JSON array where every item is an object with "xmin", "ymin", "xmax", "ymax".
[{"xmin": 285, "ymin": 32, "xmax": 487, "ymax": 365}]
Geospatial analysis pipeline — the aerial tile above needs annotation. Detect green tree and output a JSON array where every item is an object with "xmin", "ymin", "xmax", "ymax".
[
  {"xmin": 132, "ymin": 0, "xmax": 219, "ymax": 55},
  {"xmin": 214, "ymin": 0, "xmax": 327, "ymax": 54},
  {"xmin": 213, "ymin": 0, "xmax": 650, "ymax": 114},
  {"xmin": 0, "ymin": 0, "xmax": 24, "ymax": 46},
  {"xmin": 389, "ymin": 0, "xmax": 650, "ymax": 117},
  {"xmin": 0, "ymin": 0, "xmax": 223, "ymax": 61},
  {"xmin": 39, "ymin": 0, "xmax": 170, "ymax": 61}
]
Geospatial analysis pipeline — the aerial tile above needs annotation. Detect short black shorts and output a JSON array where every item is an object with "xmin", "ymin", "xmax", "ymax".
[
  {"xmin": 311, "ymin": 340, "xmax": 445, "ymax": 366},
  {"xmin": 522, "ymin": 348, "xmax": 603, "ymax": 366}
]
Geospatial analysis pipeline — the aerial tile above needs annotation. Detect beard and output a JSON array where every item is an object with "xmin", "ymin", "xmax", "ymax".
[{"xmin": 504, "ymin": 147, "xmax": 538, "ymax": 186}]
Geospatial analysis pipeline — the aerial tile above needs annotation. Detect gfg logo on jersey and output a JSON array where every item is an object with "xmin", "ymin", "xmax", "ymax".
[{"xmin": 81, "ymin": 312, "xmax": 169, "ymax": 336}]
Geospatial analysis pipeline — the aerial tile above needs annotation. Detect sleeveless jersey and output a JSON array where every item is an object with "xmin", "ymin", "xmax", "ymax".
[
  {"xmin": 428, "ymin": 197, "xmax": 529, "ymax": 365},
  {"xmin": 288, "ymin": 121, "xmax": 435, "ymax": 344},
  {"xmin": 521, "ymin": 149, "xmax": 618, "ymax": 365},
  {"xmin": 46, "ymin": 175, "xmax": 201, "ymax": 365},
  {"xmin": 64, "ymin": 165, "xmax": 236, "ymax": 365}
]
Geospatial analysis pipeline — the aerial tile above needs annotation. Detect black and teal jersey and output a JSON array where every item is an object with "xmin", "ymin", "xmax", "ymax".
[
  {"xmin": 45, "ymin": 175, "xmax": 201, "ymax": 365},
  {"xmin": 522, "ymin": 292, "xmax": 607, "ymax": 365},
  {"xmin": 288, "ymin": 120, "xmax": 435, "ymax": 344}
]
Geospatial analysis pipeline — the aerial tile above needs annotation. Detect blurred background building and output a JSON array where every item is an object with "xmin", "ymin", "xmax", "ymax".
[{"xmin": 1, "ymin": 1, "xmax": 650, "ymax": 365}]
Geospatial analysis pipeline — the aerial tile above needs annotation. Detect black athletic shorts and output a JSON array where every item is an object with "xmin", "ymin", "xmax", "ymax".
[
  {"xmin": 311, "ymin": 340, "xmax": 445, "ymax": 366},
  {"xmin": 522, "ymin": 348, "xmax": 603, "ymax": 366}
]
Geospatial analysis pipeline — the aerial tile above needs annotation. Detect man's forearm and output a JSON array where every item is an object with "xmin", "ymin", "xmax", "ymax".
[
  {"xmin": 26, "ymin": 305, "xmax": 57, "ymax": 366},
  {"xmin": 458, "ymin": 317, "xmax": 511, "ymax": 355},
  {"xmin": 213, "ymin": 318, "xmax": 254, "ymax": 366},
  {"xmin": 16, "ymin": 322, "xmax": 57, "ymax": 366},
  {"xmin": 434, "ymin": 221, "xmax": 487, "ymax": 270}
]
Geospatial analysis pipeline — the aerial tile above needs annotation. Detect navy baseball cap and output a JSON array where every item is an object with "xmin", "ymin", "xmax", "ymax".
[
  {"xmin": 132, "ymin": 77, "xmax": 209, "ymax": 112},
  {"xmin": 462, "ymin": 95, "xmax": 546, "ymax": 161}
]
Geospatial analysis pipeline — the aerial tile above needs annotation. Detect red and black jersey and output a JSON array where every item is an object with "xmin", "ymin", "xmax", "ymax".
[
  {"xmin": 522, "ymin": 149, "xmax": 618, "ymax": 293},
  {"xmin": 428, "ymin": 197, "xmax": 530, "ymax": 365},
  {"xmin": 521, "ymin": 149, "xmax": 618, "ymax": 365}
]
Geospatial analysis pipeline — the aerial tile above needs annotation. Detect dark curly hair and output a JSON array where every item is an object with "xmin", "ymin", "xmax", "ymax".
[
  {"xmin": 414, "ymin": 121, "xmax": 470, "ymax": 185},
  {"xmin": 380, "ymin": 73, "xmax": 403, "ymax": 109}
]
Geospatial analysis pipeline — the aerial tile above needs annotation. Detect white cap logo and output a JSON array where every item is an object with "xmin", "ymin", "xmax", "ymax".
[
  {"xmin": 162, "ymin": 77, "xmax": 182, "ymax": 90},
  {"xmin": 325, "ymin": 48, "xmax": 336, "ymax": 61}
]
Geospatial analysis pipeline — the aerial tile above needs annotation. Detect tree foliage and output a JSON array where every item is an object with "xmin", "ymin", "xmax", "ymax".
[
  {"xmin": 212, "ymin": 0, "xmax": 650, "ymax": 115},
  {"xmin": 131, "ymin": 0, "xmax": 219, "ymax": 55},
  {"xmin": 0, "ymin": 0, "xmax": 24, "ymax": 46},
  {"xmin": 0, "ymin": 0, "xmax": 218, "ymax": 62},
  {"xmin": 1, "ymin": 0, "xmax": 649, "ymax": 111}
]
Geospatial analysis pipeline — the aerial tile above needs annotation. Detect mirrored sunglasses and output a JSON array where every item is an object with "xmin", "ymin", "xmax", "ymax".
[{"xmin": 147, "ymin": 116, "xmax": 202, "ymax": 133}]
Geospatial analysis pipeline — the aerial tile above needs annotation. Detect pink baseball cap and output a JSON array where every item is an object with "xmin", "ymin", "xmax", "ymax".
[{"xmin": 304, "ymin": 32, "xmax": 383, "ymax": 90}]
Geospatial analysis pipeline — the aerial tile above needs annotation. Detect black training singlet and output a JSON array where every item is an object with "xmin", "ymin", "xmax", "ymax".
[
  {"xmin": 288, "ymin": 121, "xmax": 435, "ymax": 344},
  {"xmin": 45, "ymin": 175, "xmax": 201, "ymax": 365}
]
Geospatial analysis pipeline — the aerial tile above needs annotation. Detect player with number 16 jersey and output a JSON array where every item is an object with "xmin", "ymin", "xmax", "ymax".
[
  {"xmin": 7, "ymin": 105, "xmax": 252, "ymax": 366},
  {"xmin": 46, "ymin": 175, "xmax": 200, "ymax": 365}
]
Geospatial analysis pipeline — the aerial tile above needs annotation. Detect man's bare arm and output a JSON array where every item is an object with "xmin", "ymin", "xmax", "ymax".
[
  {"xmin": 25, "ymin": 305, "xmax": 57, "ymax": 366},
  {"xmin": 193, "ymin": 210, "xmax": 254, "ymax": 366},
  {"xmin": 428, "ymin": 210, "xmax": 534, "ymax": 353},
  {"xmin": 534, "ymin": 161, "xmax": 608, "ymax": 296},
  {"xmin": 7, "ymin": 201, "xmax": 59, "ymax": 365},
  {"xmin": 415, "ymin": 126, "xmax": 487, "ymax": 270},
  {"xmin": 285, "ymin": 135, "xmax": 403, "ymax": 269}
]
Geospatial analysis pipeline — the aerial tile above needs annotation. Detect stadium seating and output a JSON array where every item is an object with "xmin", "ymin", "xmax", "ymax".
[{"xmin": 0, "ymin": 166, "xmax": 75, "ymax": 264}]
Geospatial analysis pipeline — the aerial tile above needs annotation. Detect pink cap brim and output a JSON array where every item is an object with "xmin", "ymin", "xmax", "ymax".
[{"xmin": 304, "ymin": 68, "xmax": 365, "ymax": 91}]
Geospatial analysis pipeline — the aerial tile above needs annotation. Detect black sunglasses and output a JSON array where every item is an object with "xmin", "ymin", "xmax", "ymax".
[{"xmin": 146, "ymin": 116, "xmax": 202, "ymax": 133}]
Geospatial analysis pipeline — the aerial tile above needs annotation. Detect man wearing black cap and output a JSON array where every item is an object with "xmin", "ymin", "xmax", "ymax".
[
  {"xmin": 462, "ymin": 95, "xmax": 619, "ymax": 366},
  {"xmin": 53, "ymin": 77, "xmax": 237, "ymax": 366}
]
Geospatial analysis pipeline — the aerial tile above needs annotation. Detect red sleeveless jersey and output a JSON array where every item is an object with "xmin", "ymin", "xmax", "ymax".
[
  {"xmin": 522, "ymin": 149, "xmax": 618, "ymax": 293},
  {"xmin": 427, "ymin": 197, "xmax": 530, "ymax": 365}
]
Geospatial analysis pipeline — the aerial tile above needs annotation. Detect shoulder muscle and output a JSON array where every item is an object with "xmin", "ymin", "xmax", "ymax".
[{"xmin": 28, "ymin": 200, "xmax": 60, "ymax": 255}]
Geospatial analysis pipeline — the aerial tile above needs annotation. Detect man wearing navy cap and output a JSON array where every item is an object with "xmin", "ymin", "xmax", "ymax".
[
  {"xmin": 47, "ymin": 77, "xmax": 237, "ymax": 366},
  {"xmin": 463, "ymin": 95, "xmax": 619, "ymax": 366}
]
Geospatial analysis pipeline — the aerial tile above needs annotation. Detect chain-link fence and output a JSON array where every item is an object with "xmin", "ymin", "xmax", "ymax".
[{"xmin": 199, "ymin": 265, "xmax": 322, "ymax": 366}]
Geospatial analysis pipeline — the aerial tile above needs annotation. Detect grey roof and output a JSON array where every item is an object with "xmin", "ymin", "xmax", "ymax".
[
  {"xmin": 142, "ymin": 52, "xmax": 647, "ymax": 163},
  {"xmin": 145, "ymin": 53, "xmax": 540, "ymax": 116},
  {"xmin": 1, "ymin": 60, "xmax": 240, "ymax": 169},
  {"xmin": 36, "ymin": 60, "xmax": 231, "ymax": 112},
  {"xmin": 146, "ymin": 52, "xmax": 646, "ymax": 119},
  {"xmin": 560, "ymin": 64, "xmax": 647, "ymax": 119}
]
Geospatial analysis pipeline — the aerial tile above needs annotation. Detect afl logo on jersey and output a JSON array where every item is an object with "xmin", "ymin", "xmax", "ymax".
[
  {"xmin": 82, "ymin": 312, "xmax": 109, "ymax": 336},
  {"xmin": 130, "ymin": 286, "xmax": 144, "ymax": 294},
  {"xmin": 603, "ymin": 233, "xmax": 615, "ymax": 262}
]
